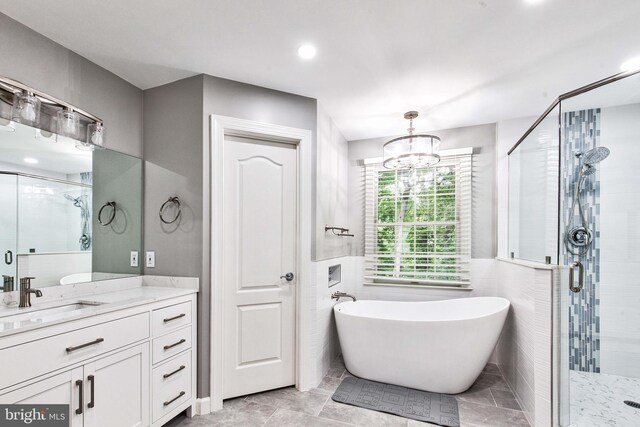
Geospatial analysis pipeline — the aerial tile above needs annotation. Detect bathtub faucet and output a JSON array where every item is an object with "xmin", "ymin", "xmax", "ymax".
[{"xmin": 331, "ymin": 291, "xmax": 356, "ymax": 302}]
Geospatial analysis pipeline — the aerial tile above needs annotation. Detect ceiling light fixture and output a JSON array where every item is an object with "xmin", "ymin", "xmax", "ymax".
[
  {"xmin": 297, "ymin": 44, "xmax": 317, "ymax": 60},
  {"xmin": 383, "ymin": 111, "xmax": 441, "ymax": 170},
  {"xmin": 620, "ymin": 57, "xmax": 640, "ymax": 72},
  {"xmin": 23, "ymin": 157, "xmax": 38, "ymax": 164},
  {"xmin": 11, "ymin": 90, "xmax": 41, "ymax": 126}
]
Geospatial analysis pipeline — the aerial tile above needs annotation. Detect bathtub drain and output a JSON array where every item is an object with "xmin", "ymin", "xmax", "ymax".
[{"xmin": 624, "ymin": 400, "xmax": 640, "ymax": 409}]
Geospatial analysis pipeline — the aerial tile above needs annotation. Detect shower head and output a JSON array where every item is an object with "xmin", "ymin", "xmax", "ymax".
[
  {"xmin": 64, "ymin": 193, "xmax": 85, "ymax": 207},
  {"xmin": 581, "ymin": 147, "xmax": 610, "ymax": 165}
]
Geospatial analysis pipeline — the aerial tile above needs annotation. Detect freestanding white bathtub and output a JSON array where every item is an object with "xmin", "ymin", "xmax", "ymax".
[{"xmin": 334, "ymin": 297, "xmax": 510, "ymax": 394}]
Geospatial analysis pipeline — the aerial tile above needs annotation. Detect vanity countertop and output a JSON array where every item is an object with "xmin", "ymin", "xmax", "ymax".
[{"xmin": 0, "ymin": 276, "xmax": 198, "ymax": 338}]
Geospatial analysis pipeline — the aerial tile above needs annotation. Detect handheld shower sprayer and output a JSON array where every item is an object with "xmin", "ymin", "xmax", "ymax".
[{"xmin": 565, "ymin": 147, "xmax": 610, "ymax": 255}]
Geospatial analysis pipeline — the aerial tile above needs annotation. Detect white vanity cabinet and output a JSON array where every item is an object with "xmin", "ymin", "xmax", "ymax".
[
  {"xmin": 0, "ymin": 367, "xmax": 85, "ymax": 427},
  {"xmin": 0, "ymin": 290, "xmax": 197, "ymax": 427}
]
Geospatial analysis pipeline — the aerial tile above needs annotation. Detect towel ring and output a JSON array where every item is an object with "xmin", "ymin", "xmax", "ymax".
[
  {"xmin": 160, "ymin": 196, "xmax": 181, "ymax": 224},
  {"xmin": 98, "ymin": 201, "xmax": 117, "ymax": 226}
]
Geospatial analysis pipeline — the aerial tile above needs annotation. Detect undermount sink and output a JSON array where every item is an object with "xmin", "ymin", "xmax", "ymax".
[{"xmin": 0, "ymin": 302, "xmax": 105, "ymax": 323}]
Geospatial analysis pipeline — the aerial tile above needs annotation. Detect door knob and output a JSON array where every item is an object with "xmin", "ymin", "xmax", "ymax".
[{"xmin": 280, "ymin": 272, "xmax": 294, "ymax": 282}]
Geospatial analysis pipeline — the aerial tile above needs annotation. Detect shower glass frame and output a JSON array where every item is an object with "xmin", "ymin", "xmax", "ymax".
[
  {"xmin": 508, "ymin": 68, "xmax": 640, "ymax": 265},
  {"xmin": 508, "ymin": 68, "xmax": 640, "ymax": 427}
]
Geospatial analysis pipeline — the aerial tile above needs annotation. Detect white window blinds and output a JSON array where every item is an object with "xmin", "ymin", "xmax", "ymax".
[{"xmin": 364, "ymin": 151, "xmax": 472, "ymax": 286}]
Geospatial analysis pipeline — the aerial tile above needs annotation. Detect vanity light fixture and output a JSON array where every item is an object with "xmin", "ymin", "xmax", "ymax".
[
  {"xmin": 86, "ymin": 122, "xmax": 106, "ymax": 149},
  {"xmin": 23, "ymin": 157, "xmax": 39, "ymax": 164},
  {"xmin": 1, "ymin": 75, "xmax": 106, "ymax": 150},
  {"xmin": 383, "ymin": 111, "xmax": 441, "ymax": 170},
  {"xmin": 57, "ymin": 107, "xmax": 80, "ymax": 140},
  {"xmin": 11, "ymin": 90, "xmax": 41, "ymax": 126}
]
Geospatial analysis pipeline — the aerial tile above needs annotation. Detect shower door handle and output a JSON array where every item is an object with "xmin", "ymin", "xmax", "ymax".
[
  {"xmin": 4, "ymin": 250, "xmax": 12, "ymax": 265},
  {"xmin": 569, "ymin": 261, "xmax": 584, "ymax": 293}
]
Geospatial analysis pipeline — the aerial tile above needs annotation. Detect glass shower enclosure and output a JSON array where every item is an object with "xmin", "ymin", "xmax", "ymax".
[{"xmin": 508, "ymin": 70, "xmax": 640, "ymax": 426}]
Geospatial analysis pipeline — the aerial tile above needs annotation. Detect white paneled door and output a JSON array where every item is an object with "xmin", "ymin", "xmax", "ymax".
[{"xmin": 222, "ymin": 135, "xmax": 297, "ymax": 399}]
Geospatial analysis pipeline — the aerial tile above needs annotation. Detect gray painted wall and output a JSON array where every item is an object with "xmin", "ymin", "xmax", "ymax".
[
  {"xmin": 0, "ymin": 13, "xmax": 143, "ymax": 158},
  {"xmin": 143, "ymin": 74, "xmax": 317, "ymax": 397},
  {"xmin": 92, "ymin": 149, "xmax": 143, "ymax": 276},
  {"xmin": 348, "ymin": 123, "xmax": 497, "ymax": 259}
]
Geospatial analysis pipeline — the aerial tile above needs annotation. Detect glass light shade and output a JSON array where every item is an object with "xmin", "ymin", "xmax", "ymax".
[
  {"xmin": 383, "ymin": 134, "xmax": 441, "ymax": 169},
  {"xmin": 57, "ymin": 108, "xmax": 80, "ymax": 139},
  {"xmin": 86, "ymin": 122, "xmax": 106, "ymax": 149},
  {"xmin": 0, "ymin": 117, "xmax": 15, "ymax": 133},
  {"xmin": 11, "ymin": 91, "xmax": 41, "ymax": 126}
]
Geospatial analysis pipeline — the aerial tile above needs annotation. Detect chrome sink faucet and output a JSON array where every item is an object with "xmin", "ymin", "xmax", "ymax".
[
  {"xmin": 19, "ymin": 277, "xmax": 42, "ymax": 308},
  {"xmin": 331, "ymin": 291, "xmax": 356, "ymax": 302}
]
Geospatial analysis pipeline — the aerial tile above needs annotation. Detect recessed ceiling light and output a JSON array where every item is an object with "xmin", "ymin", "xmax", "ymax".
[
  {"xmin": 524, "ymin": 0, "xmax": 544, "ymax": 4},
  {"xmin": 297, "ymin": 44, "xmax": 317, "ymax": 60},
  {"xmin": 24, "ymin": 157, "xmax": 39, "ymax": 164},
  {"xmin": 620, "ymin": 57, "xmax": 640, "ymax": 72}
]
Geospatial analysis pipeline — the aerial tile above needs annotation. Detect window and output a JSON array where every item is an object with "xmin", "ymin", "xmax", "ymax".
[{"xmin": 364, "ymin": 151, "xmax": 472, "ymax": 286}]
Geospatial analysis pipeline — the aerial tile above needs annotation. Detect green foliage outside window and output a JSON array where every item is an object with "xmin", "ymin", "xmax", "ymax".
[{"xmin": 374, "ymin": 166, "xmax": 459, "ymax": 282}]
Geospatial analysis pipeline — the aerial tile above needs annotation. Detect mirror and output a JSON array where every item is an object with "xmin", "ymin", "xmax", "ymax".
[{"xmin": 0, "ymin": 120, "xmax": 142, "ymax": 289}]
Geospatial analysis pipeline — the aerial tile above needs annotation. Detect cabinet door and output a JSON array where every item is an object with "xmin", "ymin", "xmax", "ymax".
[
  {"xmin": 0, "ymin": 367, "xmax": 84, "ymax": 427},
  {"xmin": 83, "ymin": 344, "xmax": 150, "ymax": 427}
]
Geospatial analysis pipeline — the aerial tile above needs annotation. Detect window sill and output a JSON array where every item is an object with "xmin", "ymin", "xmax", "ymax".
[{"xmin": 364, "ymin": 282, "xmax": 474, "ymax": 291}]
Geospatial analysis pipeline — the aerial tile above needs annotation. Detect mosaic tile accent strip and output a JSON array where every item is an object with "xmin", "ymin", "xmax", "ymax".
[
  {"xmin": 332, "ymin": 376, "xmax": 460, "ymax": 426},
  {"xmin": 561, "ymin": 109, "xmax": 601, "ymax": 373}
]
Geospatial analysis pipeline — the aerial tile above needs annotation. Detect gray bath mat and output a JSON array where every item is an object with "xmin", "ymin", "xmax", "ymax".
[{"xmin": 332, "ymin": 376, "xmax": 460, "ymax": 427}]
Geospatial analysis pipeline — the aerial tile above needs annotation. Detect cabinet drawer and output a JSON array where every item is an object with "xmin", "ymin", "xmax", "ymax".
[
  {"xmin": 0, "ymin": 313, "xmax": 149, "ymax": 390},
  {"xmin": 151, "ymin": 351, "xmax": 192, "ymax": 422},
  {"xmin": 152, "ymin": 301, "xmax": 192, "ymax": 336},
  {"xmin": 152, "ymin": 326, "xmax": 191, "ymax": 365}
]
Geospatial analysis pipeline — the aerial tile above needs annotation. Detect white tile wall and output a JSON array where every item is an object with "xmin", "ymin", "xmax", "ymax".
[
  {"xmin": 17, "ymin": 252, "xmax": 92, "ymax": 288},
  {"xmin": 495, "ymin": 259, "xmax": 558, "ymax": 427},
  {"xmin": 496, "ymin": 117, "xmax": 539, "ymax": 259},
  {"xmin": 599, "ymin": 104, "xmax": 640, "ymax": 378},
  {"xmin": 310, "ymin": 255, "xmax": 353, "ymax": 386}
]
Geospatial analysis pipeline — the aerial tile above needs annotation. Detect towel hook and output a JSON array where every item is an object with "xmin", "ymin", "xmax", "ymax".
[
  {"xmin": 160, "ymin": 196, "xmax": 181, "ymax": 224},
  {"xmin": 98, "ymin": 201, "xmax": 117, "ymax": 226}
]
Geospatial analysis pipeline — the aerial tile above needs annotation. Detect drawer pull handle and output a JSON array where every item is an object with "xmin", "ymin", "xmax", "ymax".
[
  {"xmin": 163, "ymin": 391, "xmax": 186, "ymax": 407},
  {"xmin": 88, "ymin": 375, "xmax": 95, "ymax": 408},
  {"xmin": 76, "ymin": 380, "xmax": 83, "ymax": 414},
  {"xmin": 164, "ymin": 338, "xmax": 186, "ymax": 350},
  {"xmin": 163, "ymin": 365, "xmax": 186, "ymax": 379},
  {"xmin": 163, "ymin": 313, "xmax": 186, "ymax": 323},
  {"xmin": 66, "ymin": 338, "xmax": 104, "ymax": 353}
]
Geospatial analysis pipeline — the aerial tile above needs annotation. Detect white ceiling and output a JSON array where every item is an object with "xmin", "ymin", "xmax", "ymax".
[
  {"xmin": 1, "ymin": 0, "xmax": 640, "ymax": 141},
  {"xmin": 0, "ymin": 122, "xmax": 92, "ymax": 176}
]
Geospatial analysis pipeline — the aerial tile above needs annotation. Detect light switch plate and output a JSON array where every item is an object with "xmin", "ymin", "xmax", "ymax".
[
  {"xmin": 146, "ymin": 251, "xmax": 155, "ymax": 268},
  {"xmin": 130, "ymin": 251, "xmax": 139, "ymax": 267}
]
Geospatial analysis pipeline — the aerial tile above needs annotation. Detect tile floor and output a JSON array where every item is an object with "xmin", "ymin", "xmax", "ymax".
[
  {"xmin": 570, "ymin": 370, "xmax": 640, "ymax": 427},
  {"xmin": 166, "ymin": 356, "xmax": 530, "ymax": 427}
]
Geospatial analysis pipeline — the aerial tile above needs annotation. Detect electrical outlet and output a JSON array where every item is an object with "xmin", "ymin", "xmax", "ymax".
[
  {"xmin": 146, "ymin": 251, "xmax": 155, "ymax": 268},
  {"xmin": 130, "ymin": 251, "xmax": 139, "ymax": 267}
]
